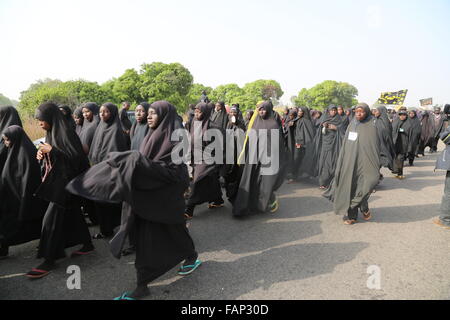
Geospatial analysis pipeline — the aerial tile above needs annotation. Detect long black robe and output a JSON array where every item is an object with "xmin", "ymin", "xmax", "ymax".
[
  {"xmin": 73, "ymin": 107, "xmax": 84, "ymax": 137},
  {"xmin": 0, "ymin": 106, "xmax": 22, "ymax": 174},
  {"xmin": 418, "ymin": 112, "xmax": 435, "ymax": 154},
  {"xmin": 67, "ymin": 101, "xmax": 196, "ymax": 286},
  {"xmin": 186, "ymin": 103, "xmax": 224, "ymax": 212},
  {"xmin": 392, "ymin": 115, "xmax": 412, "ymax": 175},
  {"xmin": 0, "ymin": 126, "xmax": 47, "ymax": 247},
  {"xmin": 34, "ymin": 102, "xmax": 91, "ymax": 261},
  {"xmin": 316, "ymin": 106, "xmax": 345, "ymax": 187},
  {"xmin": 130, "ymin": 103, "xmax": 150, "ymax": 151},
  {"xmin": 209, "ymin": 103, "xmax": 229, "ymax": 130},
  {"xmin": 407, "ymin": 111, "xmax": 422, "ymax": 158},
  {"xmin": 79, "ymin": 103, "xmax": 100, "ymax": 154},
  {"xmin": 232, "ymin": 101, "xmax": 287, "ymax": 217},
  {"xmin": 88, "ymin": 103, "xmax": 128, "ymax": 236},
  {"xmin": 59, "ymin": 105, "xmax": 76, "ymax": 131},
  {"xmin": 120, "ymin": 108, "xmax": 132, "ymax": 132},
  {"xmin": 324, "ymin": 105, "xmax": 380, "ymax": 216},
  {"xmin": 295, "ymin": 107, "xmax": 316, "ymax": 177},
  {"xmin": 374, "ymin": 106, "xmax": 395, "ymax": 170}
]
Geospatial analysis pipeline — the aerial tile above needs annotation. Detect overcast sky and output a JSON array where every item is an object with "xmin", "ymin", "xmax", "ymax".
[{"xmin": 1, "ymin": 0, "xmax": 449, "ymax": 107}]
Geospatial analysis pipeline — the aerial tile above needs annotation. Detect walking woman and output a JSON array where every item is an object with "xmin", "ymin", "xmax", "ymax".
[
  {"xmin": 88, "ymin": 103, "xmax": 129, "ymax": 239},
  {"xmin": 0, "ymin": 126, "xmax": 47, "ymax": 259},
  {"xmin": 392, "ymin": 110, "xmax": 412, "ymax": 179},
  {"xmin": 0, "ymin": 106, "xmax": 22, "ymax": 174},
  {"xmin": 185, "ymin": 102, "xmax": 225, "ymax": 219},
  {"xmin": 232, "ymin": 101, "xmax": 287, "ymax": 217},
  {"xmin": 324, "ymin": 103, "xmax": 380, "ymax": 225},
  {"xmin": 26, "ymin": 102, "xmax": 94, "ymax": 279},
  {"xmin": 407, "ymin": 110, "xmax": 422, "ymax": 166},
  {"xmin": 67, "ymin": 101, "xmax": 200, "ymax": 300},
  {"xmin": 294, "ymin": 106, "xmax": 316, "ymax": 180}
]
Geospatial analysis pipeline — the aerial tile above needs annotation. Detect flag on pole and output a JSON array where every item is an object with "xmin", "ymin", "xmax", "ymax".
[
  {"xmin": 377, "ymin": 90, "xmax": 408, "ymax": 105},
  {"xmin": 420, "ymin": 98, "xmax": 433, "ymax": 106}
]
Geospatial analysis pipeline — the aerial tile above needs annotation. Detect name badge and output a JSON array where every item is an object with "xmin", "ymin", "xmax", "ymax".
[
  {"xmin": 348, "ymin": 132, "xmax": 358, "ymax": 141},
  {"xmin": 399, "ymin": 128, "xmax": 405, "ymax": 133}
]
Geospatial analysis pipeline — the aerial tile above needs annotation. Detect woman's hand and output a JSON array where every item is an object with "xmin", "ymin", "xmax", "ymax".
[{"xmin": 39, "ymin": 143, "xmax": 52, "ymax": 154}]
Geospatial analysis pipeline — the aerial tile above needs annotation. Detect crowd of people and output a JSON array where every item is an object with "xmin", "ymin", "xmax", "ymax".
[{"xmin": 0, "ymin": 98, "xmax": 449, "ymax": 300}]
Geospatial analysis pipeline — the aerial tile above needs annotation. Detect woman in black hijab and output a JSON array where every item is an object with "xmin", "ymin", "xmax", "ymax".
[
  {"xmin": 79, "ymin": 102, "xmax": 100, "ymax": 154},
  {"xmin": 418, "ymin": 111, "xmax": 434, "ymax": 156},
  {"xmin": 89, "ymin": 103, "xmax": 129, "ymax": 239},
  {"xmin": 0, "ymin": 126, "xmax": 47, "ymax": 259},
  {"xmin": 324, "ymin": 103, "xmax": 380, "ymax": 225},
  {"xmin": 210, "ymin": 101, "xmax": 229, "ymax": 130},
  {"xmin": 244, "ymin": 110, "xmax": 254, "ymax": 130},
  {"xmin": 0, "ymin": 106, "xmax": 22, "ymax": 174},
  {"xmin": 26, "ymin": 102, "xmax": 93, "ymax": 279},
  {"xmin": 392, "ymin": 110, "xmax": 412, "ymax": 179},
  {"xmin": 67, "ymin": 101, "xmax": 200, "ymax": 300},
  {"xmin": 316, "ymin": 105, "xmax": 345, "ymax": 189},
  {"xmin": 294, "ymin": 106, "xmax": 316, "ymax": 180},
  {"xmin": 284, "ymin": 108, "xmax": 300, "ymax": 183},
  {"xmin": 221, "ymin": 105, "xmax": 246, "ymax": 204},
  {"xmin": 59, "ymin": 105, "xmax": 76, "ymax": 131},
  {"xmin": 232, "ymin": 101, "xmax": 287, "ymax": 217},
  {"xmin": 373, "ymin": 106, "xmax": 395, "ymax": 173},
  {"xmin": 185, "ymin": 102, "xmax": 225, "ymax": 219},
  {"xmin": 73, "ymin": 107, "xmax": 84, "ymax": 136},
  {"xmin": 130, "ymin": 102, "xmax": 150, "ymax": 151},
  {"xmin": 407, "ymin": 110, "xmax": 422, "ymax": 166}
]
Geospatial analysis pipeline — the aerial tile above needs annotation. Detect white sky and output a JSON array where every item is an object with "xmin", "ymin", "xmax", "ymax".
[{"xmin": 1, "ymin": 0, "xmax": 449, "ymax": 107}]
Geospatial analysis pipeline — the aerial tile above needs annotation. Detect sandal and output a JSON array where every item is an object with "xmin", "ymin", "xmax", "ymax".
[
  {"xmin": 208, "ymin": 202, "xmax": 224, "ymax": 209},
  {"xmin": 269, "ymin": 199, "xmax": 279, "ymax": 213},
  {"xmin": 184, "ymin": 213, "xmax": 193, "ymax": 220},
  {"xmin": 114, "ymin": 292, "xmax": 137, "ymax": 301},
  {"xmin": 26, "ymin": 268, "xmax": 51, "ymax": 279},
  {"xmin": 178, "ymin": 259, "xmax": 202, "ymax": 276},
  {"xmin": 344, "ymin": 219, "xmax": 357, "ymax": 225},
  {"xmin": 362, "ymin": 211, "xmax": 372, "ymax": 221}
]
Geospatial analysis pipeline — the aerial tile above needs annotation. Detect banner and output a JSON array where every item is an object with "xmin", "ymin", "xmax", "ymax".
[
  {"xmin": 420, "ymin": 98, "xmax": 433, "ymax": 106},
  {"xmin": 377, "ymin": 90, "xmax": 408, "ymax": 105}
]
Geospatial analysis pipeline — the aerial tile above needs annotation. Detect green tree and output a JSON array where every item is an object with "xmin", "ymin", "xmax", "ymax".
[
  {"xmin": 138, "ymin": 62, "xmax": 193, "ymax": 112},
  {"xmin": 295, "ymin": 80, "xmax": 358, "ymax": 110},
  {"xmin": 240, "ymin": 80, "xmax": 284, "ymax": 110},
  {"xmin": 112, "ymin": 69, "xmax": 143, "ymax": 104},
  {"xmin": 0, "ymin": 93, "xmax": 13, "ymax": 106},
  {"xmin": 184, "ymin": 83, "xmax": 213, "ymax": 106},
  {"xmin": 210, "ymin": 84, "xmax": 244, "ymax": 105}
]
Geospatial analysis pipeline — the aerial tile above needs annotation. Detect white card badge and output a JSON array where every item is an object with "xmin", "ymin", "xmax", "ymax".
[{"xmin": 348, "ymin": 131, "xmax": 358, "ymax": 141}]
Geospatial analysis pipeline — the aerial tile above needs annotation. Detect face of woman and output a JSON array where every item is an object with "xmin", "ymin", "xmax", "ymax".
[
  {"xmin": 2, "ymin": 134, "xmax": 11, "ymax": 148},
  {"xmin": 230, "ymin": 110, "xmax": 238, "ymax": 117},
  {"xmin": 374, "ymin": 109, "xmax": 381, "ymax": 118},
  {"xmin": 409, "ymin": 112, "xmax": 416, "ymax": 119},
  {"xmin": 194, "ymin": 108, "xmax": 203, "ymax": 121},
  {"xmin": 100, "ymin": 106, "xmax": 111, "ymax": 123},
  {"xmin": 298, "ymin": 110, "xmax": 304, "ymax": 118},
  {"xmin": 258, "ymin": 108, "xmax": 268, "ymax": 119},
  {"xmin": 355, "ymin": 107, "xmax": 367, "ymax": 121},
  {"xmin": 345, "ymin": 110, "xmax": 351, "ymax": 116},
  {"xmin": 38, "ymin": 120, "xmax": 51, "ymax": 132},
  {"xmin": 289, "ymin": 113, "xmax": 295, "ymax": 120},
  {"xmin": 74, "ymin": 116, "xmax": 83, "ymax": 126},
  {"xmin": 337, "ymin": 108, "xmax": 344, "ymax": 115},
  {"xmin": 82, "ymin": 108, "xmax": 94, "ymax": 122},
  {"xmin": 135, "ymin": 105, "xmax": 147, "ymax": 123},
  {"xmin": 399, "ymin": 114, "xmax": 408, "ymax": 121},
  {"xmin": 147, "ymin": 108, "xmax": 160, "ymax": 129},
  {"xmin": 215, "ymin": 103, "xmax": 222, "ymax": 112},
  {"xmin": 329, "ymin": 109, "xmax": 337, "ymax": 117}
]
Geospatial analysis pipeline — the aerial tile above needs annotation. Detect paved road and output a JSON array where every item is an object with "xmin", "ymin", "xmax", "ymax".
[{"xmin": 1, "ymin": 150, "xmax": 449, "ymax": 300}]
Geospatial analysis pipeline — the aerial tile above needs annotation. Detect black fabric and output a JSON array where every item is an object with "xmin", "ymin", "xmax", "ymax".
[
  {"xmin": 88, "ymin": 103, "xmax": 129, "ymax": 165},
  {"xmin": 407, "ymin": 111, "xmax": 422, "ymax": 156},
  {"xmin": 0, "ymin": 106, "xmax": 22, "ymax": 174},
  {"xmin": 130, "ymin": 103, "xmax": 150, "ymax": 151},
  {"xmin": 34, "ymin": 102, "xmax": 89, "ymax": 207},
  {"xmin": 392, "ymin": 116, "xmax": 412, "ymax": 156},
  {"xmin": 232, "ymin": 101, "xmax": 287, "ymax": 216},
  {"xmin": 59, "ymin": 105, "xmax": 76, "ymax": 131},
  {"xmin": 73, "ymin": 107, "xmax": 84, "ymax": 136},
  {"xmin": 120, "ymin": 108, "xmax": 132, "ymax": 132},
  {"xmin": 0, "ymin": 126, "xmax": 47, "ymax": 247},
  {"xmin": 209, "ymin": 102, "xmax": 229, "ymax": 130},
  {"xmin": 187, "ymin": 102, "xmax": 223, "ymax": 208},
  {"xmin": 66, "ymin": 101, "xmax": 193, "ymax": 271},
  {"xmin": 374, "ymin": 106, "xmax": 395, "ymax": 169},
  {"xmin": 295, "ymin": 107, "xmax": 316, "ymax": 177},
  {"xmin": 79, "ymin": 103, "xmax": 100, "ymax": 154},
  {"xmin": 324, "ymin": 104, "xmax": 380, "ymax": 215},
  {"xmin": 418, "ymin": 111, "xmax": 435, "ymax": 154}
]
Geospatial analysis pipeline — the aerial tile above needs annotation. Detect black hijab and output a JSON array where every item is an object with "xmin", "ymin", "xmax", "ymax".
[
  {"xmin": 209, "ymin": 101, "xmax": 228, "ymax": 130},
  {"xmin": 1, "ymin": 125, "xmax": 44, "ymax": 221},
  {"xmin": 59, "ymin": 105, "xmax": 76, "ymax": 131},
  {"xmin": 73, "ymin": 106, "xmax": 84, "ymax": 136},
  {"xmin": 295, "ymin": 106, "xmax": 315, "ymax": 147},
  {"xmin": 0, "ymin": 106, "xmax": 23, "ymax": 172},
  {"xmin": 88, "ymin": 103, "xmax": 129, "ymax": 164},
  {"xmin": 130, "ymin": 102, "xmax": 150, "ymax": 151},
  {"xmin": 79, "ymin": 102, "xmax": 100, "ymax": 152}
]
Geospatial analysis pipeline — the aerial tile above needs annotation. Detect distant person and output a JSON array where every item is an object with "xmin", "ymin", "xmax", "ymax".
[
  {"xmin": 407, "ymin": 110, "xmax": 422, "ymax": 166},
  {"xmin": 418, "ymin": 111, "xmax": 434, "ymax": 156},
  {"xmin": 0, "ymin": 106, "xmax": 23, "ymax": 174},
  {"xmin": 210, "ymin": 101, "xmax": 228, "ymax": 130},
  {"xmin": 434, "ymin": 121, "xmax": 450, "ymax": 230},
  {"xmin": 392, "ymin": 110, "xmax": 412, "ymax": 179},
  {"xmin": 59, "ymin": 105, "xmax": 76, "ymax": 131},
  {"xmin": 185, "ymin": 104, "xmax": 196, "ymax": 132},
  {"xmin": 73, "ymin": 107, "xmax": 84, "ymax": 136},
  {"xmin": 200, "ymin": 90, "xmax": 209, "ymax": 103},
  {"xmin": 120, "ymin": 102, "xmax": 133, "ymax": 136},
  {"xmin": 431, "ymin": 106, "xmax": 446, "ymax": 153}
]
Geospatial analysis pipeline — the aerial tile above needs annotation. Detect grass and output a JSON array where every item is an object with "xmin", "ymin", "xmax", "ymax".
[{"xmin": 22, "ymin": 117, "xmax": 44, "ymax": 141}]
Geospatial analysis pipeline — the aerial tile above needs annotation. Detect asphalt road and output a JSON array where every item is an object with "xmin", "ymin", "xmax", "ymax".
[{"xmin": 1, "ymin": 150, "xmax": 449, "ymax": 300}]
